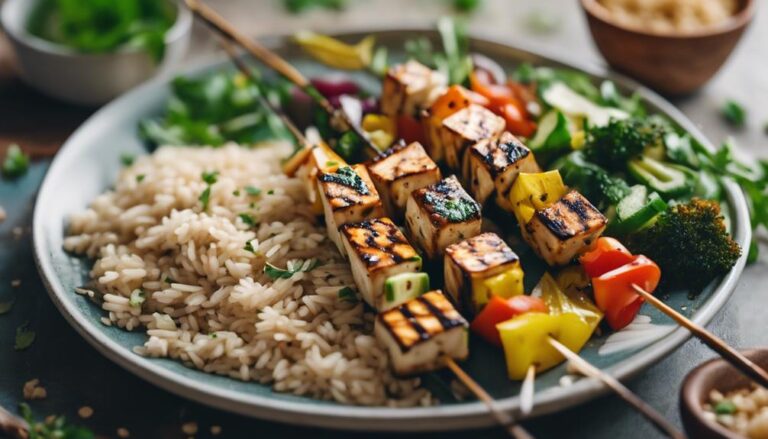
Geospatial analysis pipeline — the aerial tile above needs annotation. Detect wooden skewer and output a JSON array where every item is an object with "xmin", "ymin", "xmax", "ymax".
[
  {"xmin": 631, "ymin": 284, "xmax": 768, "ymax": 388},
  {"xmin": 184, "ymin": 0, "xmax": 380, "ymax": 157},
  {"xmin": 519, "ymin": 365, "xmax": 536, "ymax": 416},
  {"xmin": 547, "ymin": 337, "xmax": 685, "ymax": 439},
  {"xmin": 445, "ymin": 358, "xmax": 535, "ymax": 439}
]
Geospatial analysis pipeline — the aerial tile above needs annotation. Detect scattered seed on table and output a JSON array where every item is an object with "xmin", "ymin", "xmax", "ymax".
[
  {"xmin": 181, "ymin": 422, "xmax": 198, "ymax": 435},
  {"xmin": 78, "ymin": 406, "xmax": 94, "ymax": 419},
  {"xmin": 11, "ymin": 279, "xmax": 21, "ymax": 287},
  {"xmin": 0, "ymin": 206, "xmax": 5, "ymax": 222},
  {"xmin": 211, "ymin": 425, "xmax": 222, "ymax": 435},
  {"xmin": 117, "ymin": 427, "xmax": 130, "ymax": 438}
]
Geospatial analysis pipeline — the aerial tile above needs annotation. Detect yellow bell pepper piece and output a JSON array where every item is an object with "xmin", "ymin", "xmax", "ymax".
[
  {"xmin": 570, "ymin": 130, "xmax": 586, "ymax": 149},
  {"xmin": 497, "ymin": 312, "xmax": 593, "ymax": 380},
  {"xmin": 362, "ymin": 114, "xmax": 396, "ymax": 150},
  {"xmin": 294, "ymin": 31, "xmax": 375, "ymax": 70},
  {"xmin": 508, "ymin": 171, "xmax": 568, "ymax": 225},
  {"xmin": 306, "ymin": 142, "xmax": 347, "ymax": 215},
  {"xmin": 470, "ymin": 266, "xmax": 525, "ymax": 310},
  {"xmin": 535, "ymin": 271, "xmax": 603, "ymax": 332}
]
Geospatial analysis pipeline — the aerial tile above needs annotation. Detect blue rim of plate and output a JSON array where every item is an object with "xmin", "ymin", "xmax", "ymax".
[{"xmin": 33, "ymin": 28, "xmax": 751, "ymax": 431}]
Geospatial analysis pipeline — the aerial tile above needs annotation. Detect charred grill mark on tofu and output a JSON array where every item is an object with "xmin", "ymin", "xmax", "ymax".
[
  {"xmin": 340, "ymin": 218, "xmax": 419, "ymax": 271},
  {"xmin": 379, "ymin": 291, "xmax": 467, "ymax": 351},
  {"xmin": 318, "ymin": 165, "xmax": 379, "ymax": 210},
  {"xmin": 369, "ymin": 142, "xmax": 439, "ymax": 182},
  {"xmin": 443, "ymin": 106, "xmax": 505, "ymax": 144},
  {"xmin": 445, "ymin": 233, "xmax": 519, "ymax": 274},
  {"xmin": 413, "ymin": 176, "xmax": 481, "ymax": 225},
  {"xmin": 531, "ymin": 191, "xmax": 607, "ymax": 241}
]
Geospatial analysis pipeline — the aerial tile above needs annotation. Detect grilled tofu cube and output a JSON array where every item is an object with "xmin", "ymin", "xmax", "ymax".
[
  {"xmin": 523, "ymin": 191, "xmax": 607, "ymax": 266},
  {"xmin": 339, "ymin": 217, "xmax": 423, "ymax": 310},
  {"xmin": 374, "ymin": 290, "xmax": 469, "ymax": 376},
  {"xmin": 444, "ymin": 233, "xmax": 524, "ymax": 316},
  {"xmin": 317, "ymin": 165, "xmax": 385, "ymax": 253},
  {"xmin": 367, "ymin": 141, "xmax": 442, "ymax": 219},
  {"xmin": 463, "ymin": 132, "xmax": 541, "ymax": 211},
  {"xmin": 380, "ymin": 60, "xmax": 447, "ymax": 119},
  {"xmin": 405, "ymin": 176, "xmax": 482, "ymax": 259},
  {"xmin": 439, "ymin": 104, "xmax": 505, "ymax": 171},
  {"xmin": 293, "ymin": 142, "xmax": 347, "ymax": 216}
]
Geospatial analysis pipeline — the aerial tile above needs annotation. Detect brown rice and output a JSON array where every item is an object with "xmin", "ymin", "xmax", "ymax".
[{"xmin": 63, "ymin": 143, "xmax": 431, "ymax": 407}]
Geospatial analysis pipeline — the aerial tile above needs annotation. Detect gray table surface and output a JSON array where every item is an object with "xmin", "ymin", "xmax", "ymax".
[{"xmin": 1, "ymin": 1, "xmax": 767, "ymax": 438}]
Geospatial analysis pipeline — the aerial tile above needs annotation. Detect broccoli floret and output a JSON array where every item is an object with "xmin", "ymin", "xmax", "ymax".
[
  {"xmin": 584, "ymin": 117, "xmax": 667, "ymax": 171},
  {"xmin": 626, "ymin": 199, "xmax": 741, "ymax": 293}
]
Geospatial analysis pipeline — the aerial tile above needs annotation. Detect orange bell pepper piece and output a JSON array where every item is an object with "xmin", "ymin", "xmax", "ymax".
[{"xmin": 592, "ymin": 255, "xmax": 661, "ymax": 331}]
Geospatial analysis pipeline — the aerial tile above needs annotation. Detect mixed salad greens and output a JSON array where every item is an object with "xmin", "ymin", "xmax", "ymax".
[{"xmin": 28, "ymin": 0, "xmax": 176, "ymax": 61}]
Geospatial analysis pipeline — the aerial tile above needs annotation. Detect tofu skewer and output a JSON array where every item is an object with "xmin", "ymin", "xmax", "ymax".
[{"xmin": 201, "ymin": 20, "xmax": 535, "ymax": 436}]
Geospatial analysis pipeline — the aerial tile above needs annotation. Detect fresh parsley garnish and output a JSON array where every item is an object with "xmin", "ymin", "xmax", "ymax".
[
  {"xmin": 722, "ymin": 100, "xmax": 746, "ymax": 127},
  {"xmin": 199, "ymin": 187, "xmax": 211, "ymax": 210},
  {"xmin": 199, "ymin": 170, "xmax": 219, "ymax": 211},
  {"xmin": 129, "ymin": 289, "xmax": 146, "ymax": 307},
  {"xmin": 244, "ymin": 241, "xmax": 256, "ymax": 253},
  {"xmin": 14, "ymin": 322, "xmax": 35, "ymax": 350},
  {"xmin": 2, "ymin": 144, "xmax": 30, "ymax": 178},
  {"xmin": 425, "ymin": 192, "xmax": 479, "ymax": 223},
  {"xmin": 318, "ymin": 166, "xmax": 369, "ymax": 194},
  {"xmin": 337, "ymin": 286, "xmax": 358, "ymax": 303},
  {"xmin": 0, "ymin": 300, "xmax": 13, "ymax": 315},
  {"xmin": 263, "ymin": 260, "xmax": 319, "ymax": 279},
  {"xmin": 245, "ymin": 186, "xmax": 262, "ymax": 196},
  {"xmin": 232, "ymin": 189, "xmax": 241, "ymax": 196},
  {"xmin": 163, "ymin": 276, "xmax": 174, "ymax": 284},
  {"xmin": 136, "ymin": 174, "xmax": 145, "ymax": 183},
  {"xmin": 120, "ymin": 153, "xmax": 135, "ymax": 167},
  {"xmin": 267, "ymin": 189, "xmax": 275, "ymax": 195},
  {"xmin": 202, "ymin": 170, "xmax": 219, "ymax": 185},
  {"xmin": 19, "ymin": 402, "xmax": 95, "ymax": 439},
  {"xmin": 239, "ymin": 213, "xmax": 256, "ymax": 227}
]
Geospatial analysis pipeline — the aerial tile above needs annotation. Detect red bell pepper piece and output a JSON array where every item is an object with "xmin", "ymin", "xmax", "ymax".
[
  {"xmin": 592, "ymin": 255, "xmax": 661, "ymax": 331},
  {"xmin": 396, "ymin": 114, "xmax": 427, "ymax": 145},
  {"xmin": 579, "ymin": 237, "xmax": 636, "ymax": 278},
  {"xmin": 471, "ymin": 295, "xmax": 548, "ymax": 346},
  {"xmin": 469, "ymin": 70, "xmax": 537, "ymax": 137}
]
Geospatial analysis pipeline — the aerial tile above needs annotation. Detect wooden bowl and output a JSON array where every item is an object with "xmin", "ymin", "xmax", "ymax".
[
  {"xmin": 680, "ymin": 349, "xmax": 768, "ymax": 439},
  {"xmin": 580, "ymin": 0, "xmax": 756, "ymax": 96}
]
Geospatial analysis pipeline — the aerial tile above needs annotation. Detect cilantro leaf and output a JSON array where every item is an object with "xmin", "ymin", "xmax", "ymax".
[
  {"xmin": 202, "ymin": 170, "xmax": 219, "ymax": 185},
  {"xmin": 245, "ymin": 186, "xmax": 262, "ymax": 196},
  {"xmin": 120, "ymin": 153, "xmax": 135, "ymax": 167},
  {"xmin": 14, "ymin": 323, "xmax": 35, "ymax": 350},
  {"xmin": 199, "ymin": 186, "xmax": 211, "ymax": 210},
  {"xmin": 337, "ymin": 286, "xmax": 358, "ymax": 303},
  {"xmin": 2, "ymin": 144, "xmax": 30, "ymax": 178},
  {"xmin": 263, "ymin": 260, "xmax": 319, "ymax": 279},
  {"xmin": 0, "ymin": 300, "xmax": 13, "ymax": 315},
  {"xmin": 721, "ymin": 100, "xmax": 746, "ymax": 127},
  {"xmin": 238, "ymin": 213, "xmax": 256, "ymax": 227}
]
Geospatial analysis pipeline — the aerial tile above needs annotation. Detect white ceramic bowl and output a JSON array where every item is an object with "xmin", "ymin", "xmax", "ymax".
[{"xmin": 1, "ymin": 0, "xmax": 192, "ymax": 106}]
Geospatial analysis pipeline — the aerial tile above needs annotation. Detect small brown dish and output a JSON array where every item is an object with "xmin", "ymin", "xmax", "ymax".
[
  {"xmin": 580, "ymin": 0, "xmax": 756, "ymax": 96},
  {"xmin": 680, "ymin": 348, "xmax": 768, "ymax": 439}
]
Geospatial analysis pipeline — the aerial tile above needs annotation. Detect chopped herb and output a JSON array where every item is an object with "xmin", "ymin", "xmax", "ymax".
[
  {"xmin": 2, "ymin": 144, "xmax": 30, "ymax": 178},
  {"xmin": 209, "ymin": 332, "xmax": 218, "ymax": 339},
  {"xmin": 264, "ymin": 260, "xmax": 319, "ymax": 279},
  {"xmin": 318, "ymin": 166, "xmax": 369, "ymax": 194},
  {"xmin": 14, "ymin": 323, "xmax": 35, "ymax": 350},
  {"xmin": 0, "ymin": 300, "xmax": 13, "ymax": 315},
  {"xmin": 424, "ymin": 193, "xmax": 479, "ymax": 222},
  {"xmin": 325, "ymin": 161, "xmax": 339, "ymax": 167},
  {"xmin": 245, "ymin": 186, "xmax": 262, "ymax": 196},
  {"xmin": 267, "ymin": 189, "xmax": 275, "ymax": 195},
  {"xmin": 721, "ymin": 100, "xmax": 746, "ymax": 127},
  {"xmin": 19, "ymin": 402, "xmax": 95, "ymax": 439},
  {"xmin": 337, "ymin": 286, "xmax": 358, "ymax": 302},
  {"xmin": 238, "ymin": 213, "xmax": 256, "ymax": 227},
  {"xmin": 452, "ymin": 0, "xmax": 481, "ymax": 13},
  {"xmin": 202, "ymin": 170, "xmax": 219, "ymax": 185},
  {"xmin": 129, "ymin": 289, "xmax": 146, "ymax": 307},
  {"xmin": 714, "ymin": 399, "xmax": 737, "ymax": 415},
  {"xmin": 249, "ymin": 202, "xmax": 256, "ymax": 208},
  {"xmin": 120, "ymin": 153, "xmax": 135, "ymax": 167},
  {"xmin": 135, "ymin": 174, "xmax": 145, "ymax": 182},
  {"xmin": 283, "ymin": 0, "xmax": 345, "ymax": 14},
  {"xmin": 244, "ymin": 241, "xmax": 256, "ymax": 253},
  {"xmin": 163, "ymin": 276, "xmax": 174, "ymax": 284},
  {"xmin": 199, "ymin": 186, "xmax": 211, "ymax": 210},
  {"xmin": 232, "ymin": 189, "xmax": 241, "ymax": 196}
]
